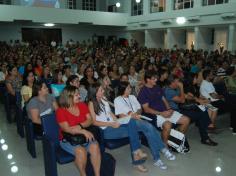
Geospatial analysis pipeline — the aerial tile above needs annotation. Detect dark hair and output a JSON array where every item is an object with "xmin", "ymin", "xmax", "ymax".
[
  {"xmin": 32, "ymin": 80, "xmax": 45, "ymax": 97},
  {"xmin": 117, "ymin": 81, "xmax": 130, "ymax": 96},
  {"xmin": 119, "ymin": 73, "xmax": 128, "ymax": 80},
  {"xmin": 22, "ymin": 71, "xmax": 35, "ymax": 86},
  {"xmin": 53, "ymin": 69, "xmax": 63, "ymax": 83},
  {"xmin": 158, "ymin": 68, "xmax": 169, "ymax": 78},
  {"xmin": 83, "ymin": 65, "xmax": 94, "ymax": 79},
  {"xmin": 166, "ymin": 75, "xmax": 179, "ymax": 86},
  {"xmin": 202, "ymin": 69, "xmax": 211, "ymax": 80},
  {"xmin": 87, "ymin": 82, "xmax": 103, "ymax": 115},
  {"xmin": 186, "ymin": 73, "xmax": 198, "ymax": 85},
  {"xmin": 66, "ymin": 75, "xmax": 79, "ymax": 86},
  {"xmin": 99, "ymin": 65, "xmax": 107, "ymax": 77},
  {"xmin": 226, "ymin": 66, "xmax": 235, "ymax": 76},
  {"xmin": 144, "ymin": 71, "xmax": 156, "ymax": 82},
  {"xmin": 7, "ymin": 65, "xmax": 16, "ymax": 74}
]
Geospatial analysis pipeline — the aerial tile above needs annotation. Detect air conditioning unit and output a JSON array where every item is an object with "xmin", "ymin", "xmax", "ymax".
[
  {"xmin": 188, "ymin": 16, "xmax": 200, "ymax": 22},
  {"xmin": 221, "ymin": 13, "xmax": 235, "ymax": 19},
  {"xmin": 160, "ymin": 19, "xmax": 172, "ymax": 24}
]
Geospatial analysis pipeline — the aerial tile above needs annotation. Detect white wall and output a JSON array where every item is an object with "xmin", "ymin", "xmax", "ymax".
[
  {"xmin": 145, "ymin": 30, "xmax": 164, "ymax": 48},
  {"xmin": 0, "ymin": 23, "xmax": 128, "ymax": 44},
  {"xmin": 0, "ymin": 5, "xmax": 127, "ymax": 26}
]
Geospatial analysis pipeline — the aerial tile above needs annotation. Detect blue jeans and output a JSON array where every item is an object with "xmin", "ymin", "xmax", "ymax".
[
  {"xmin": 135, "ymin": 120, "xmax": 165, "ymax": 161},
  {"xmin": 103, "ymin": 119, "xmax": 143, "ymax": 165}
]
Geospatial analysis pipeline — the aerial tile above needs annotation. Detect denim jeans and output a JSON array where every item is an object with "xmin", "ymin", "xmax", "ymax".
[
  {"xmin": 135, "ymin": 120, "xmax": 165, "ymax": 161},
  {"xmin": 103, "ymin": 118, "xmax": 143, "ymax": 165}
]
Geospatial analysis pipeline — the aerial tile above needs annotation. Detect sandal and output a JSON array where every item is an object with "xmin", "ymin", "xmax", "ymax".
[
  {"xmin": 136, "ymin": 149, "xmax": 148, "ymax": 160},
  {"xmin": 134, "ymin": 165, "xmax": 148, "ymax": 172}
]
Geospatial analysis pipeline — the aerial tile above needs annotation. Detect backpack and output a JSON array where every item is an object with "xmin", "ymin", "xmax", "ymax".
[{"xmin": 168, "ymin": 129, "xmax": 190, "ymax": 153}]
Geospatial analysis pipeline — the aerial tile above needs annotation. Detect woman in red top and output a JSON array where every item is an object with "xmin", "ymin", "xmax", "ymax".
[{"xmin": 56, "ymin": 86, "xmax": 101, "ymax": 176}]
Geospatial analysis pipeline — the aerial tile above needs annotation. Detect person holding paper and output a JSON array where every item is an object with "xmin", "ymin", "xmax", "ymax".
[
  {"xmin": 114, "ymin": 81, "xmax": 176, "ymax": 170},
  {"xmin": 88, "ymin": 83, "xmax": 148, "ymax": 173}
]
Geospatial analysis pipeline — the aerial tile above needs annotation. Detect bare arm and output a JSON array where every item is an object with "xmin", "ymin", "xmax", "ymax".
[
  {"xmin": 6, "ymin": 82, "xmax": 15, "ymax": 96},
  {"xmin": 88, "ymin": 101, "xmax": 117, "ymax": 128},
  {"xmin": 29, "ymin": 109, "xmax": 41, "ymax": 124}
]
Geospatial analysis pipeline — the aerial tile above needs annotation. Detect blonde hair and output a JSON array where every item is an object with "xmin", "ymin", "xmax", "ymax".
[{"xmin": 59, "ymin": 86, "xmax": 78, "ymax": 108}]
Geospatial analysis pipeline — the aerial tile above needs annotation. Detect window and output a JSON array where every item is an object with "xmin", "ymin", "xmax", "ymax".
[
  {"xmin": 174, "ymin": 0, "xmax": 194, "ymax": 10},
  {"xmin": 67, "ymin": 0, "xmax": 76, "ymax": 9},
  {"xmin": 203, "ymin": 0, "xmax": 228, "ymax": 6},
  {"xmin": 0, "ymin": 0, "xmax": 11, "ymax": 5},
  {"xmin": 131, "ymin": 0, "xmax": 143, "ymax": 16},
  {"xmin": 150, "ymin": 0, "xmax": 166, "ymax": 13},
  {"xmin": 82, "ymin": 0, "xmax": 96, "ymax": 11}
]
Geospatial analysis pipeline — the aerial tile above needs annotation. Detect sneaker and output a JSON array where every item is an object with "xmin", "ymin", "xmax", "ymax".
[
  {"xmin": 162, "ymin": 148, "xmax": 176, "ymax": 161},
  {"xmin": 154, "ymin": 159, "xmax": 167, "ymax": 170}
]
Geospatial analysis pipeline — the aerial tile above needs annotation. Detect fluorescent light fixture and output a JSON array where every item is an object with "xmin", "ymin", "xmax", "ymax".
[
  {"xmin": 11, "ymin": 166, "xmax": 18, "ymax": 173},
  {"xmin": 215, "ymin": 166, "xmax": 221, "ymax": 173},
  {"xmin": 116, "ymin": 2, "xmax": 121, "ymax": 8},
  {"xmin": 136, "ymin": 0, "xmax": 141, "ymax": 3},
  {"xmin": 176, "ymin": 17, "xmax": 186, "ymax": 25},
  {"xmin": 44, "ymin": 23, "xmax": 55, "ymax": 27}
]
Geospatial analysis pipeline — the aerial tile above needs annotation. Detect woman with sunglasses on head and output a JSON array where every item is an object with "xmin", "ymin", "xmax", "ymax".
[
  {"xmin": 114, "ymin": 81, "xmax": 176, "ymax": 170},
  {"xmin": 56, "ymin": 86, "xmax": 101, "ymax": 176}
]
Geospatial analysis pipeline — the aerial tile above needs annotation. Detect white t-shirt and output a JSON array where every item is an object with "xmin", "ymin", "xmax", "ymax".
[
  {"xmin": 200, "ymin": 80, "xmax": 216, "ymax": 100},
  {"xmin": 114, "ymin": 95, "xmax": 141, "ymax": 115},
  {"xmin": 96, "ymin": 99, "xmax": 114, "ymax": 129}
]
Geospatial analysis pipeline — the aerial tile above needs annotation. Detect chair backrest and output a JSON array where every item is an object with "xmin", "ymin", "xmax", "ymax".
[{"xmin": 41, "ymin": 113, "xmax": 60, "ymax": 146}]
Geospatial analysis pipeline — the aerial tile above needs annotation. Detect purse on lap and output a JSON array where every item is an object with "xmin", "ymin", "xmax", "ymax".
[{"xmin": 62, "ymin": 132, "xmax": 87, "ymax": 146}]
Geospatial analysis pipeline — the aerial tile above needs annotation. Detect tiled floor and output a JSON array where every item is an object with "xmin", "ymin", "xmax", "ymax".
[{"xmin": 0, "ymin": 104, "xmax": 236, "ymax": 176}]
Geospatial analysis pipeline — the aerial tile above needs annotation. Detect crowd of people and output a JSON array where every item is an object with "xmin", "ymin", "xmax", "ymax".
[{"xmin": 0, "ymin": 39, "xmax": 236, "ymax": 175}]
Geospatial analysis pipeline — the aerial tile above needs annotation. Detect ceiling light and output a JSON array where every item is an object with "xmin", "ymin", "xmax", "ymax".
[
  {"xmin": 116, "ymin": 2, "xmax": 121, "ymax": 8},
  {"xmin": 215, "ymin": 166, "xmax": 221, "ymax": 173},
  {"xmin": 0, "ymin": 139, "xmax": 5, "ymax": 144},
  {"xmin": 11, "ymin": 166, "xmax": 18, "ymax": 173},
  {"xmin": 176, "ymin": 17, "xmax": 186, "ymax": 25},
  {"xmin": 44, "ymin": 23, "xmax": 55, "ymax": 27},
  {"xmin": 7, "ymin": 154, "xmax": 13, "ymax": 160},
  {"xmin": 136, "ymin": 0, "xmax": 141, "ymax": 3},
  {"xmin": 2, "ymin": 144, "xmax": 8, "ymax": 151}
]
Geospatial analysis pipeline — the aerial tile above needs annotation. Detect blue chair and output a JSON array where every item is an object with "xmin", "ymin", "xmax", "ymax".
[
  {"xmin": 99, "ymin": 129, "xmax": 130, "ymax": 151},
  {"xmin": 25, "ymin": 118, "xmax": 42, "ymax": 158},
  {"xmin": 15, "ymin": 93, "xmax": 25, "ymax": 138},
  {"xmin": 3, "ymin": 91, "xmax": 13, "ymax": 123},
  {"xmin": 40, "ymin": 114, "xmax": 74, "ymax": 176}
]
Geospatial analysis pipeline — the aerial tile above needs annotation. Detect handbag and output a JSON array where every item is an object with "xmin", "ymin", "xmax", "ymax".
[
  {"xmin": 62, "ymin": 132, "xmax": 87, "ymax": 146},
  {"xmin": 62, "ymin": 125, "xmax": 100, "ymax": 146},
  {"xmin": 168, "ymin": 129, "xmax": 190, "ymax": 153}
]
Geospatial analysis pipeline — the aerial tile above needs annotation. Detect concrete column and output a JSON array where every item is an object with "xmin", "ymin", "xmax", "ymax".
[
  {"xmin": 143, "ymin": 0, "xmax": 149, "ymax": 15},
  {"xmin": 228, "ymin": 24, "xmax": 236, "ymax": 52},
  {"xmin": 166, "ymin": 0, "xmax": 174, "ymax": 12},
  {"xmin": 194, "ymin": 26, "xmax": 200, "ymax": 50},
  {"xmin": 166, "ymin": 28, "xmax": 174, "ymax": 49}
]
